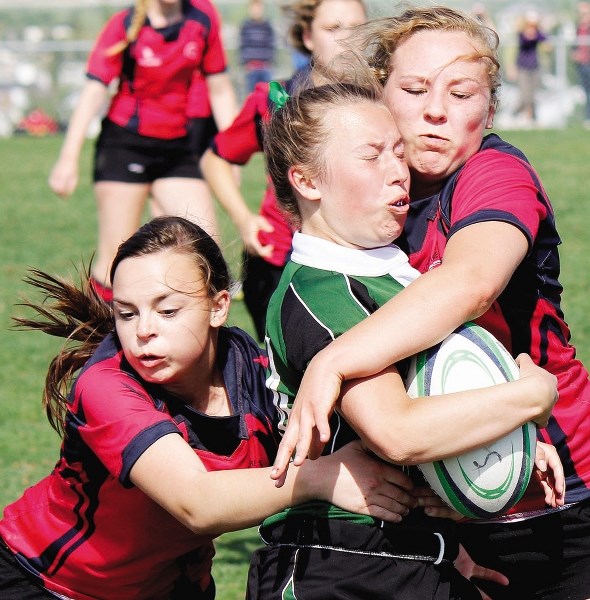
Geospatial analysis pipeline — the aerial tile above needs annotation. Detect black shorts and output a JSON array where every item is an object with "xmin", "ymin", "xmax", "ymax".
[
  {"xmin": 246, "ymin": 515, "xmax": 481, "ymax": 600},
  {"xmin": 459, "ymin": 499, "xmax": 590, "ymax": 600},
  {"xmin": 241, "ymin": 252, "xmax": 285, "ymax": 342},
  {"xmin": 187, "ymin": 116, "xmax": 218, "ymax": 158},
  {"xmin": 93, "ymin": 118, "xmax": 202, "ymax": 184},
  {"xmin": 0, "ymin": 542, "xmax": 57, "ymax": 599},
  {"xmin": 0, "ymin": 540, "xmax": 216, "ymax": 600}
]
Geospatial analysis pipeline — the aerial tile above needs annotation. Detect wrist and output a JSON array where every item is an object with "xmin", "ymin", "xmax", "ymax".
[{"xmin": 290, "ymin": 458, "xmax": 325, "ymax": 504}]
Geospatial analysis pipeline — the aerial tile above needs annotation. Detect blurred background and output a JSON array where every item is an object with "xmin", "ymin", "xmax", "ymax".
[{"xmin": 0, "ymin": 0, "xmax": 588, "ymax": 138}]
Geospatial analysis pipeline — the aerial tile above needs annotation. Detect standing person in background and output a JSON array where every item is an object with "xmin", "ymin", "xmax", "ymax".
[
  {"xmin": 572, "ymin": 1, "xmax": 590, "ymax": 128},
  {"xmin": 271, "ymin": 6, "xmax": 590, "ymax": 599},
  {"xmin": 239, "ymin": 0, "xmax": 276, "ymax": 94},
  {"xmin": 201, "ymin": 0, "xmax": 368, "ymax": 342},
  {"xmin": 48, "ymin": 0, "xmax": 238, "ymax": 303},
  {"xmin": 0, "ymin": 216, "xmax": 411, "ymax": 600},
  {"xmin": 514, "ymin": 9, "xmax": 548, "ymax": 126}
]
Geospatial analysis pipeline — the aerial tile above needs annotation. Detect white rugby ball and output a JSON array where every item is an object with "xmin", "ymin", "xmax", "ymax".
[{"xmin": 405, "ymin": 322, "xmax": 537, "ymax": 519}]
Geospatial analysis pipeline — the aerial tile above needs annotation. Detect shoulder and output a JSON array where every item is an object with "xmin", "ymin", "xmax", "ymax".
[
  {"xmin": 72, "ymin": 334, "xmax": 151, "ymax": 406},
  {"xmin": 185, "ymin": 0, "xmax": 220, "ymax": 24},
  {"xmin": 462, "ymin": 134, "xmax": 534, "ymax": 178}
]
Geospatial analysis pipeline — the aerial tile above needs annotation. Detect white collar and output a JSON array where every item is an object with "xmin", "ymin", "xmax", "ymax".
[{"xmin": 290, "ymin": 232, "xmax": 420, "ymax": 286}]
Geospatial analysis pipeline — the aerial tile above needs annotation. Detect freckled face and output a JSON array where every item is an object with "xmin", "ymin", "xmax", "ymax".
[
  {"xmin": 305, "ymin": 100, "xmax": 410, "ymax": 249},
  {"xmin": 383, "ymin": 30, "xmax": 495, "ymax": 194}
]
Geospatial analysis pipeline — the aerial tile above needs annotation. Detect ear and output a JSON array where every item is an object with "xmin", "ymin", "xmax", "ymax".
[
  {"xmin": 485, "ymin": 104, "xmax": 496, "ymax": 129},
  {"xmin": 209, "ymin": 289, "xmax": 231, "ymax": 329},
  {"xmin": 288, "ymin": 165, "xmax": 321, "ymax": 201},
  {"xmin": 302, "ymin": 28, "xmax": 313, "ymax": 54}
]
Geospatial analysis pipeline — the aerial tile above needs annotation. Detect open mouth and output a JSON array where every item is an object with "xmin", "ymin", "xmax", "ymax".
[{"xmin": 137, "ymin": 354, "xmax": 166, "ymax": 368}]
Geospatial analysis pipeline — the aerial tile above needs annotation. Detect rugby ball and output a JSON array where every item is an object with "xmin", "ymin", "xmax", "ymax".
[{"xmin": 405, "ymin": 322, "xmax": 537, "ymax": 519}]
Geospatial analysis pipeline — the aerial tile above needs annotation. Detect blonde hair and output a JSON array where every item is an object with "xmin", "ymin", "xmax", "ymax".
[
  {"xmin": 346, "ymin": 5, "xmax": 501, "ymax": 108},
  {"xmin": 282, "ymin": 0, "xmax": 367, "ymax": 56},
  {"xmin": 105, "ymin": 0, "xmax": 149, "ymax": 57}
]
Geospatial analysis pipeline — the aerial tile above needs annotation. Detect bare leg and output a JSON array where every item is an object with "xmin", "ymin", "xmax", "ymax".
[
  {"xmin": 151, "ymin": 177, "xmax": 219, "ymax": 241},
  {"xmin": 93, "ymin": 181, "xmax": 150, "ymax": 286}
]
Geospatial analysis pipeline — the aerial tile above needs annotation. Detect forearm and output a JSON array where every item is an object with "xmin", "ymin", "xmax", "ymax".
[
  {"xmin": 57, "ymin": 80, "xmax": 109, "ymax": 161},
  {"xmin": 315, "ymin": 267, "xmax": 483, "ymax": 383},
  {"xmin": 206, "ymin": 72, "xmax": 239, "ymax": 130},
  {"xmin": 200, "ymin": 149, "xmax": 253, "ymax": 229},
  {"xmin": 371, "ymin": 379, "xmax": 545, "ymax": 464},
  {"xmin": 184, "ymin": 460, "xmax": 325, "ymax": 535},
  {"xmin": 341, "ymin": 366, "xmax": 552, "ymax": 465}
]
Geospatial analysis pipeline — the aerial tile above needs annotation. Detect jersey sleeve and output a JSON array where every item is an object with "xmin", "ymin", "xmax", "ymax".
[
  {"xmin": 448, "ymin": 148, "xmax": 549, "ymax": 248},
  {"xmin": 71, "ymin": 363, "xmax": 180, "ymax": 486},
  {"xmin": 199, "ymin": 0, "xmax": 228, "ymax": 76},
  {"xmin": 85, "ymin": 11, "xmax": 127, "ymax": 85},
  {"xmin": 211, "ymin": 83, "xmax": 268, "ymax": 164}
]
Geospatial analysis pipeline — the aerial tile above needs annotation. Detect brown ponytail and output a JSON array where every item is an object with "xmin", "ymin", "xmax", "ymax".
[{"xmin": 13, "ymin": 268, "xmax": 113, "ymax": 436}]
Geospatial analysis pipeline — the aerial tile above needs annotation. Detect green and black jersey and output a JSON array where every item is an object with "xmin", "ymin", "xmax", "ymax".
[{"xmin": 264, "ymin": 232, "xmax": 420, "ymax": 524}]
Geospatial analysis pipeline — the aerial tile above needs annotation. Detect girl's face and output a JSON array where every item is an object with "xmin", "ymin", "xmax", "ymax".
[
  {"xmin": 383, "ymin": 30, "xmax": 495, "ymax": 197},
  {"xmin": 303, "ymin": 0, "xmax": 367, "ymax": 67},
  {"xmin": 296, "ymin": 100, "xmax": 410, "ymax": 249},
  {"xmin": 112, "ymin": 250, "xmax": 229, "ymax": 403}
]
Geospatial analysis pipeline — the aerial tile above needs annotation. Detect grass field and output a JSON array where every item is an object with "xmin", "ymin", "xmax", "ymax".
[{"xmin": 1, "ymin": 128, "xmax": 589, "ymax": 598}]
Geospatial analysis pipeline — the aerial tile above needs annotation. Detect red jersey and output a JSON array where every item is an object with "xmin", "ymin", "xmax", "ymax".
[
  {"xmin": 398, "ymin": 133, "xmax": 590, "ymax": 517},
  {"xmin": 0, "ymin": 327, "xmax": 279, "ymax": 600},
  {"xmin": 87, "ymin": 0, "xmax": 227, "ymax": 139},
  {"xmin": 210, "ymin": 70, "xmax": 311, "ymax": 267}
]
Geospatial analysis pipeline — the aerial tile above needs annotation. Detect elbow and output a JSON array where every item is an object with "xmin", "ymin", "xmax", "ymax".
[
  {"xmin": 181, "ymin": 511, "xmax": 222, "ymax": 537},
  {"xmin": 462, "ymin": 280, "xmax": 498, "ymax": 321},
  {"xmin": 366, "ymin": 432, "xmax": 424, "ymax": 466}
]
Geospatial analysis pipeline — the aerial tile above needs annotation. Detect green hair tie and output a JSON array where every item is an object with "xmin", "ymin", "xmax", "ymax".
[{"xmin": 269, "ymin": 80, "xmax": 290, "ymax": 111}]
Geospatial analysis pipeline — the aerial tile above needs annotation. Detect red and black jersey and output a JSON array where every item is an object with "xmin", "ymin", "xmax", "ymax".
[
  {"xmin": 210, "ymin": 69, "xmax": 310, "ymax": 267},
  {"xmin": 87, "ymin": 0, "xmax": 227, "ymax": 139},
  {"xmin": 398, "ymin": 133, "xmax": 590, "ymax": 516},
  {"xmin": 0, "ymin": 327, "xmax": 278, "ymax": 600}
]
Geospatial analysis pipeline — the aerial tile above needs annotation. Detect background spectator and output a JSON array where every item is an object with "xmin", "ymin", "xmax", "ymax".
[
  {"xmin": 239, "ymin": 0, "xmax": 276, "ymax": 94},
  {"xmin": 514, "ymin": 9, "xmax": 549, "ymax": 126},
  {"xmin": 573, "ymin": 1, "xmax": 590, "ymax": 126}
]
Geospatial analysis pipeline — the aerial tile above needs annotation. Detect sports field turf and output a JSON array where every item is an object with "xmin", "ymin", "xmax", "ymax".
[{"xmin": 0, "ymin": 128, "xmax": 589, "ymax": 597}]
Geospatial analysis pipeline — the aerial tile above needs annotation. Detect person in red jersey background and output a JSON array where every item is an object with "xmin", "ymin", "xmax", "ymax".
[
  {"xmin": 48, "ymin": 0, "xmax": 239, "ymax": 303},
  {"xmin": 201, "ymin": 0, "xmax": 368, "ymax": 341}
]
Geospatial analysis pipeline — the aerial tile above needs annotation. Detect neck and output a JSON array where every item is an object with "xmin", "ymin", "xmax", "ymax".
[
  {"xmin": 410, "ymin": 177, "xmax": 444, "ymax": 200},
  {"xmin": 148, "ymin": 1, "xmax": 182, "ymax": 26}
]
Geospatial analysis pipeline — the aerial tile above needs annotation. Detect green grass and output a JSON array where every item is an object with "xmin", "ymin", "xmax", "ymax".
[{"xmin": 0, "ymin": 128, "xmax": 589, "ymax": 598}]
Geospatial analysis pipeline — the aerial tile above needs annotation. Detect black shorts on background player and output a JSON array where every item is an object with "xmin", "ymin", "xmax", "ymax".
[{"xmin": 93, "ymin": 118, "xmax": 202, "ymax": 183}]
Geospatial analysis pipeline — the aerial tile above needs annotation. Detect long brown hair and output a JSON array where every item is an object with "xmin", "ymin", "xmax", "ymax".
[{"xmin": 14, "ymin": 217, "xmax": 231, "ymax": 437}]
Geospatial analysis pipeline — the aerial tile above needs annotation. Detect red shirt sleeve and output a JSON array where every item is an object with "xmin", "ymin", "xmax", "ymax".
[
  {"xmin": 450, "ymin": 148, "xmax": 549, "ymax": 246},
  {"xmin": 86, "ymin": 10, "xmax": 127, "ymax": 85},
  {"xmin": 212, "ymin": 82, "xmax": 269, "ymax": 164},
  {"xmin": 72, "ymin": 360, "xmax": 179, "ymax": 483}
]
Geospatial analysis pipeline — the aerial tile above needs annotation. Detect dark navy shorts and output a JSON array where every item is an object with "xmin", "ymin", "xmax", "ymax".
[{"xmin": 93, "ymin": 118, "xmax": 202, "ymax": 184}]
